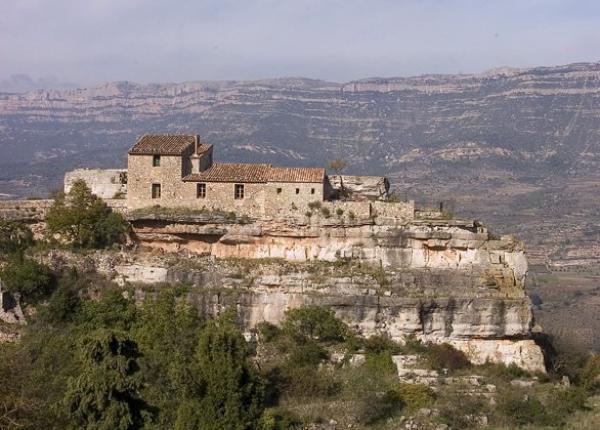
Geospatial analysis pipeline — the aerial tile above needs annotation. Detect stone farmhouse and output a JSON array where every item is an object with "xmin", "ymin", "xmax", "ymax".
[{"xmin": 65, "ymin": 133, "xmax": 415, "ymax": 220}]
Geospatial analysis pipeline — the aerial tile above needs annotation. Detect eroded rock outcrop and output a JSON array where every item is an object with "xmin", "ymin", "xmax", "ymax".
[{"xmin": 103, "ymin": 213, "xmax": 545, "ymax": 372}]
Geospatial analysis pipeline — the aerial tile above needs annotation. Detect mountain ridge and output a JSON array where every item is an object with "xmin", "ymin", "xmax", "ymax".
[{"xmin": 1, "ymin": 60, "xmax": 599, "ymax": 265}]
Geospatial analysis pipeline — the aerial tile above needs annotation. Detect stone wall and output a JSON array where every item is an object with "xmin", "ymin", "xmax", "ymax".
[
  {"xmin": 0, "ymin": 199, "xmax": 53, "ymax": 221},
  {"xmin": 0, "ymin": 199, "xmax": 127, "ymax": 221},
  {"xmin": 64, "ymin": 168, "xmax": 127, "ymax": 199},
  {"xmin": 128, "ymin": 154, "xmax": 187, "ymax": 210}
]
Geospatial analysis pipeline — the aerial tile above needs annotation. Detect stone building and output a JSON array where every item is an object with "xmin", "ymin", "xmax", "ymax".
[
  {"xmin": 127, "ymin": 134, "xmax": 332, "ymax": 215},
  {"xmin": 47, "ymin": 133, "xmax": 409, "ymax": 220}
]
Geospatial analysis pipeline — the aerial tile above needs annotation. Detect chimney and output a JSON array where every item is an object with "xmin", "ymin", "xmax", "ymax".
[{"xmin": 194, "ymin": 135, "xmax": 199, "ymax": 154}]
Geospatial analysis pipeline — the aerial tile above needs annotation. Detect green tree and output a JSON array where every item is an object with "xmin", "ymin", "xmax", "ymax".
[
  {"xmin": 133, "ymin": 288, "xmax": 202, "ymax": 429},
  {"xmin": 45, "ymin": 180, "xmax": 128, "ymax": 249},
  {"xmin": 78, "ymin": 289, "xmax": 137, "ymax": 332},
  {"xmin": 44, "ymin": 270, "xmax": 83, "ymax": 324},
  {"xmin": 64, "ymin": 330, "xmax": 149, "ymax": 430},
  {"xmin": 282, "ymin": 306, "xmax": 347, "ymax": 343},
  {"xmin": 0, "ymin": 255, "xmax": 54, "ymax": 304},
  {"xmin": 175, "ymin": 312, "xmax": 264, "ymax": 430},
  {"xmin": 0, "ymin": 220, "xmax": 34, "ymax": 255}
]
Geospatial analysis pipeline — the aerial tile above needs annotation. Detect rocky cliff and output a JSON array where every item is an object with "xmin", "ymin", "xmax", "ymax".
[{"xmin": 38, "ymin": 211, "xmax": 543, "ymax": 372}]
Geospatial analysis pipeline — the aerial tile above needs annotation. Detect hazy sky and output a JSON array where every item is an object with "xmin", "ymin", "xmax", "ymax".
[{"xmin": 2, "ymin": 0, "xmax": 600, "ymax": 85}]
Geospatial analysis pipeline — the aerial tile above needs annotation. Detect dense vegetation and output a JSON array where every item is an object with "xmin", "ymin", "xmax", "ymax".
[{"xmin": 0, "ymin": 267, "xmax": 599, "ymax": 430}]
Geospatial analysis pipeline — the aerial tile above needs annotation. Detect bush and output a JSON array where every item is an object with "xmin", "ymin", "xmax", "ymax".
[
  {"xmin": 348, "ymin": 211, "xmax": 356, "ymax": 221},
  {"xmin": 44, "ymin": 271, "xmax": 83, "ymax": 323},
  {"xmin": 476, "ymin": 361, "xmax": 530, "ymax": 380},
  {"xmin": 259, "ymin": 408, "xmax": 300, "ymax": 430},
  {"xmin": 426, "ymin": 343, "xmax": 470, "ymax": 371},
  {"xmin": 364, "ymin": 350, "xmax": 397, "ymax": 375},
  {"xmin": 0, "ymin": 256, "xmax": 54, "ymax": 304},
  {"xmin": 320, "ymin": 207, "xmax": 331, "ymax": 218},
  {"xmin": 0, "ymin": 220, "xmax": 34, "ymax": 255},
  {"xmin": 396, "ymin": 383, "xmax": 435, "ymax": 412},
  {"xmin": 307, "ymin": 201, "xmax": 321, "ymax": 210},
  {"xmin": 280, "ymin": 366, "xmax": 339, "ymax": 399},
  {"xmin": 358, "ymin": 388, "xmax": 404, "ymax": 424},
  {"xmin": 363, "ymin": 334, "xmax": 402, "ymax": 354},
  {"xmin": 438, "ymin": 389, "xmax": 489, "ymax": 429},
  {"xmin": 286, "ymin": 340, "xmax": 329, "ymax": 368},
  {"xmin": 335, "ymin": 208, "xmax": 344, "ymax": 217},
  {"xmin": 257, "ymin": 321, "xmax": 281, "ymax": 343},
  {"xmin": 45, "ymin": 180, "xmax": 129, "ymax": 249},
  {"xmin": 282, "ymin": 306, "xmax": 348, "ymax": 343},
  {"xmin": 496, "ymin": 389, "xmax": 550, "ymax": 426},
  {"xmin": 579, "ymin": 354, "xmax": 600, "ymax": 392}
]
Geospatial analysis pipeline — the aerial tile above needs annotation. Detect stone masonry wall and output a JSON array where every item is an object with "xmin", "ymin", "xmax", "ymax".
[
  {"xmin": 0, "ymin": 199, "xmax": 127, "ymax": 221},
  {"xmin": 64, "ymin": 169, "xmax": 127, "ymax": 199}
]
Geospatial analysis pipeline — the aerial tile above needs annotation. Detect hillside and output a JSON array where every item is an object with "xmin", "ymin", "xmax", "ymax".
[{"xmin": 1, "ymin": 62, "xmax": 600, "ymax": 265}]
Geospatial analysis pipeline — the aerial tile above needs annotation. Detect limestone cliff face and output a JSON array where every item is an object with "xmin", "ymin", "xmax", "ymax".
[{"xmin": 114, "ymin": 213, "xmax": 544, "ymax": 372}]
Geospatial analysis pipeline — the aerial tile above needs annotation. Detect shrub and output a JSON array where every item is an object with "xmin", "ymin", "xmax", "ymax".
[
  {"xmin": 0, "ymin": 256, "xmax": 54, "ymax": 304},
  {"xmin": 348, "ymin": 211, "xmax": 356, "ymax": 221},
  {"xmin": 438, "ymin": 391, "xmax": 489, "ymax": 429},
  {"xmin": 401, "ymin": 334, "xmax": 428, "ymax": 354},
  {"xmin": 320, "ymin": 207, "xmax": 331, "ymax": 218},
  {"xmin": 496, "ymin": 389, "xmax": 550, "ymax": 426},
  {"xmin": 363, "ymin": 334, "xmax": 402, "ymax": 354},
  {"xmin": 364, "ymin": 350, "xmax": 397, "ymax": 375},
  {"xmin": 259, "ymin": 408, "xmax": 301, "ymax": 430},
  {"xmin": 257, "ymin": 321, "xmax": 281, "ymax": 343},
  {"xmin": 286, "ymin": 340, "xmax": 329, "ymax": 368},
  {"xmin": 335, "ymin": 208, "xmax": 344, "ymax": 217},
  {"xmin": 579, "ymin": 354, "xmax": 600, "ymax": 392},
  {"xmin": 282, "ymin": 306, "xmax": 348, "ymax": 343},
  {"xmin": 426, "ymin": 343, "xmax": 470, "ymax": 371},
  {"xmin": 0, "ymin": 220, "xmax": 34, "ymax": 255},
  {"xmin": 44, "ymin": 271, "xmax": 83, "ymax": 323},
  {"xmin": 396, "ymin": 383, "xmax": 435, "ymax": 412},
  {"xmin": 359, "ymin": 388, "xmax": 404, "ymax": 424},
  {"xmin": 476, "ymin": 361, "xmax": 530, "ymax": 380},
  {"xmin": 304, "ymin": 211, "xmax": 312, "ymax": 218},
  {"xmin": 45, "ymin": 180, "xmax": 129, "ymax": 249},
  {"xmin": 280, "ymin": 366, "xmax": 339, "ymax": 398},
  {"xmin": 307, "ymin": 201, "xmax": 322, "ymax": 210}
]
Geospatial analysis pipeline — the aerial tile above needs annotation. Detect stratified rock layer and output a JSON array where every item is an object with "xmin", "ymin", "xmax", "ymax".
[{"xmin": 118, "ymin": 214, "xmax": 546, "ymax": 372}]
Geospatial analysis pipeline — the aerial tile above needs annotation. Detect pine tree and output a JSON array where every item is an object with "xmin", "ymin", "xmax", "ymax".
[
  {"xmin": 175, "ymin": 312, "xmax": 264, "ymax": 430},
  {"xmin": 64, "ymin": 330, "xmax": 150, "ymax": 430}
]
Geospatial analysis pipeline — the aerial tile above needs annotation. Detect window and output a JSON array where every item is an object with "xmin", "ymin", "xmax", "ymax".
[
  {"xmin": 197, "ymin": 183, "xmax": 206, "ymax": 198},
  {"xmin": 311, "ymin": 188, "xmax": 315, "ymax": 195},
  {"xmin": 277, "ymin": 188, "xmax": 282, "ymax": 194},
  {"xmin": 151, "ymin": 183, "xmax": 161, "ymax": 199},
  {"xmin": 234, "ymin": 184, "xmax": 244, "ymax": 200},
  {"xmin": 152, "ymin": 155, "xmax": 161, "ymax": 167},
  {"xmin": 295, "ymin": 188, "xmax": 300, "ymax": 194}
]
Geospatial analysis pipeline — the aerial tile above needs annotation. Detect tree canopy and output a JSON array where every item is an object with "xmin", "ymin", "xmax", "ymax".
[{"xmin": 45, "ymin": 180, "xmax": 128, "ymax": 249}]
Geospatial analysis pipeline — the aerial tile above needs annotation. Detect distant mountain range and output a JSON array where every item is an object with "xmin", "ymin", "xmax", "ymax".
[{"xmin": 1, "ymin": 62, "xmax": 599, "ymax": 265}]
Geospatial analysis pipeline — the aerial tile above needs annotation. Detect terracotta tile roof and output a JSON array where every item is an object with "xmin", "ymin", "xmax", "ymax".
[
  {"xmin": 268, "ymin": 167, "xmax": 325, "ymax": 183},
  {"xmin": 129, "ymin": 134, "xmax": 196, "ymax": 155},
  {"xmin": 196, "ymin": 143, "xmax": 213, "ymax": 154},
  {"xmin": 184, "ymin": 163, "xmax": 273, "ymax": 183},
  {"xmin": 184, "ymin": 164, "xmax": 326, "ymax": 183}
]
